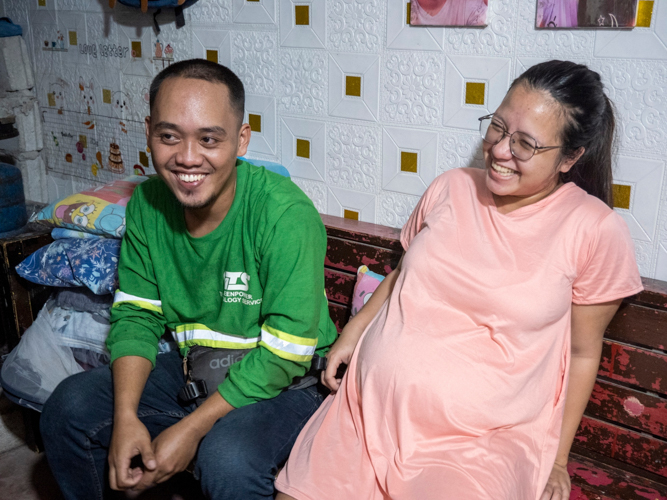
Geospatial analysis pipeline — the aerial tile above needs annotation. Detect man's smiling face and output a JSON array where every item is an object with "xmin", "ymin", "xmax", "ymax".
[{"xmin": 145, "ymin": 76, "xmax": 250, "ymax": 212}]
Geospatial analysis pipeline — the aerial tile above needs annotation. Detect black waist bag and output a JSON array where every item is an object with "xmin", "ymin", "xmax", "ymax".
[
  {"xmin": 178, "ymin": 345, "xmax": 251, "ymax": 407},
  {"xmin": 178, "ymin": 345, "xmax": 321, "ymax": 407}
]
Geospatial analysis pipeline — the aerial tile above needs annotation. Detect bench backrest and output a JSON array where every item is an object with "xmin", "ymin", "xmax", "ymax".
[{"xmin": 321, "ymin": 214, "xmax": 667, "ymax": 482}]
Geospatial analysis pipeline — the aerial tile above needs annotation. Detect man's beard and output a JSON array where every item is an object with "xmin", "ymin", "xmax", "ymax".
[{"xmin": 178, "ymin": 193, "xmax": 216, "ymax": 210}]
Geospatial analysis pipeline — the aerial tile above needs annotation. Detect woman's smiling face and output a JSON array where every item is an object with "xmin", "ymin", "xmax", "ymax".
[{"xmin": 483, "ymin": 84, "xmax": 581, "ymax": 214}]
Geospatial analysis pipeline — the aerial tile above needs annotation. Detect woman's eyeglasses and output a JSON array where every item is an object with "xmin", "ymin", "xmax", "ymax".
[{"xmin": 478, "ymin": 114, "xmax": 563, "ymax": 161}]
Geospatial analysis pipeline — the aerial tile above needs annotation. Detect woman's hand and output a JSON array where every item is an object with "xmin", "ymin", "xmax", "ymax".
[
  {"xmin": 321, "ymin": 327, "xmax": 359, "ymax": 393},
  {"xmin": 540, "ymin": 462, "xmax": 570, "ymax": 500}
]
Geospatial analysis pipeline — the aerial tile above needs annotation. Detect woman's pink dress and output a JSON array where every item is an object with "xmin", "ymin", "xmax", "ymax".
[{"xmin": 276, "ymin": 168, "xmax": 642, "ymax": 500}]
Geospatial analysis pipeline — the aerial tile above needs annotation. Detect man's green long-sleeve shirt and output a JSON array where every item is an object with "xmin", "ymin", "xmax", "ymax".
[{"xmin": 107, "ymin": 160, "xmax": 337, "ymax": 408}]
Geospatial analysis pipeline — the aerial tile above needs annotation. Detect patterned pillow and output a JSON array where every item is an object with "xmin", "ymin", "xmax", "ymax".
[
  {"xmin": 29, "ymin": 176, "xmax": 148, "ymax": 238},
  {"xmin": 15, "ymin": 238, "xmax": 120, "ymax": 294},
  {"xmin": 350, "ymin": 265, "xmax": 385, "ymax": 317}
]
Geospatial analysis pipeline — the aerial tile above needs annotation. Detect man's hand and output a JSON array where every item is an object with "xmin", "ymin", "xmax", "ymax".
[
  {"xmin": 108, "ymin": 414, "xmax": 157, "ymax": 491},
  {"xmin": 134, "ymin": 418, "xmax": 202, "ymax": 489},
  {"xmin": 133, "ymin": 390, "xmax": 235, "ymax": 490},
  {"xmin": 540, "ymin": 462, "xmax": 571, "ymax": 500}
]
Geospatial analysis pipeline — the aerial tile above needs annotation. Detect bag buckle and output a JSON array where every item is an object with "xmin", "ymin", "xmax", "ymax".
[{"xmin": 178, "ymin": 379, "xmax": 207, "ymax": 403}]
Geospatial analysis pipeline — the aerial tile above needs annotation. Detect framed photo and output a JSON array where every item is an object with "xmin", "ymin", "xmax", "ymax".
[
  {"xmin": 536, "ymin": 0, "xmax": 638, "ymax": 28},
  {"xmin": 410, "ymin": 0, "xmax": 488, "ymax": 27}
]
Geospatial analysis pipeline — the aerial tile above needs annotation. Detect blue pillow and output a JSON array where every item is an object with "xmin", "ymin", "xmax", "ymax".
[{"xmin": 16, "ymin": 238, "xmax": 120, "ymax": 295}]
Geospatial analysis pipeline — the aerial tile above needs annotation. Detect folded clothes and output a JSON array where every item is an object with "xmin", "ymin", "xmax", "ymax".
[
  {"xmin": 1, "ymin": 298, "xmax": 110, "ymax": 406},
  {"xmin": 55, "ymin": 287, "xmax": 113, "ymax": 319}
]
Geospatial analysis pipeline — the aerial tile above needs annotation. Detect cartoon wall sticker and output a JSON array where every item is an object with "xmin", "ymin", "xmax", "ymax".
[
  {"xmin": 48, "ymin": 78, "xmax": 68, "ymax": 114},
  {"xmin": 51, "ymin": 132, "xmax": 59, "ymax": 146},
  {"xmin": 108, "ymin": 142, "xmax": 125, "ymax": 174},
  {"xmin": 153, "ymin": 40, "xmax": 173, "ymax": 70},
  {"xmin": 79, "ymin": 77, "xmax": 96, "ymax": 129},
  {"xmin": 43, "ymin": 31, "xmax": 68, "ymax": 52},
  {"xmin": 111, "ymin": 90, "xmax": 130, "ymax": 136}
]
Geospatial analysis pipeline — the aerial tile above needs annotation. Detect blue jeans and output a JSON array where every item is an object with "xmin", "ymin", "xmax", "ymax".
[{"xmin": 40, "ymin": 351, "xmax": 324, "ymax": 500}]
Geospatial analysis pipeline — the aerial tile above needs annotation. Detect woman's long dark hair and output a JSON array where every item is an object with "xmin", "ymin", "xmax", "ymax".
[{"xmin": 511, "ymin": 60, "xmax": 614, "ymax": 207}]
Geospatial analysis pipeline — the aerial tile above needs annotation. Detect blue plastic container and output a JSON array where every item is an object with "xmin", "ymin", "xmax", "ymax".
[{"xmin": 0, "ymin": 162, "xmax": 28, "ymax": 234}]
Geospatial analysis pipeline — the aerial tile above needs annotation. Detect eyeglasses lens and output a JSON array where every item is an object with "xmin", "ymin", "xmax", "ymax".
[{"xmin": 479, "ymin": 118, "xmax": 536, "ymax": 161}]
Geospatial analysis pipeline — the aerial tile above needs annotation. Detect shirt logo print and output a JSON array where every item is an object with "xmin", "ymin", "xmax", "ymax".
[{"xmin": 224, "ymin": 271, "xmax": 250, "ymax": 292}]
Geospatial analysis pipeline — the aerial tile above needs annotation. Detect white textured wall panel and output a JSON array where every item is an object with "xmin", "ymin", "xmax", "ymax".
[{"xmin": 20, "ymin": 0, "xmax": 667, "ymax": 278}]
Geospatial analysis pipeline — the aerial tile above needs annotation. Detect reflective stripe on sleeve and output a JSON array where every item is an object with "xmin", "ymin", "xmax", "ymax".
[
  {"xmin": 112, "ymin": 290, "xmax": 163, "ymax": 314},
  {"xmin": 173, "ymin": 323, "xmax": 260, "ymax": 349},
  {"xmin": 259, "ymin": 323, "xmax": 317, "ymax": 362}
]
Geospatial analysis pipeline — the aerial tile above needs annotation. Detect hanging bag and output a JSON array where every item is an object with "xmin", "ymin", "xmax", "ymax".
[{"xmin": 108, "ymin": 0, "xmax": 200, "ymax": 29}]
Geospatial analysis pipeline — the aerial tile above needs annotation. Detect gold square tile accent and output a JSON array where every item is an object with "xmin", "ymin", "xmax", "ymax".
[
  {"xmin": 400, "ymin": 151, "xmax": 418, "ymax": 173},
  {"xmin": 131, "ymin": 41, "xmax": 142, "ymax": 58},
  {"xmin": 102, "ymin": 88, "xmax": 112, "ymax": 104},
  {"xmin": 139, "ymin": 151, "xmax": 149, "ymax": 168},
  {"xmin": 296, "ymin": 138, "xmax": 310, "ymax": 159},
  {"xmin": 636, "ymin": 1, "xmax": 654, "ymax": 27},
  {"xmin": 248, "ymin": 113, "xmax": 262, "ymax": 133},
  {"xmin": 612, "ymin": 184, "xmax": 632, "ymax": 210},
  {"xmin": 295, "ymin": 5, "xmax": 310, "ymax": 25},
  {"xmin": 465, "ymin": 82, "xmax": 485, "ymax": 105},
  {"xmin": 47, "ymin": 93, "xmax": 56, "ymax": 107},
  {"xmin": 345, "ymin": 75, "xmax": 362, "ymax": 97},
  {"xmin": 344, "ymin": 209, "xmax": 359, "ymax": 221},
  {"xmin": 68, "ymin": 31, "xmax": 77, "ymax": 46},
  {"xmin": 206, "ymin": 50, "xmax": 218, "ymax": 63},
  {"xmin": 406, "ymin": 2, "xmax": 412, "ymax": 24},
  {"xmin": 79, "ymin": 134, "xmax": 87, "ymax": 149},
  {"xmin": 38, "ymin": 0, "xmax": 46, "ymax": 6}
]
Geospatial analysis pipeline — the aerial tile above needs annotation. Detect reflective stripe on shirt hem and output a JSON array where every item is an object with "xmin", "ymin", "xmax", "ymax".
[
  {"xmin": 113, "ymin": 290, "xmax": 163, "ymax": 314},
  {"xmin": 260, "ymin": 324, "xmax": 317, "ymax": 362}
]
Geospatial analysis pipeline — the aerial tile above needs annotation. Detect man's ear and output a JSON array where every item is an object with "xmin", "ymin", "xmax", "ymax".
[
  {"xmin": 559, "ymin": 147, "xmax": 585, "ymax": 174},
  {"xmin": 145, "ymin": 116, "xmax": 151, "ymax": 145},
  {"xmin": 236, "ymin": 122, "xmax": 251, "ymax": 158}
]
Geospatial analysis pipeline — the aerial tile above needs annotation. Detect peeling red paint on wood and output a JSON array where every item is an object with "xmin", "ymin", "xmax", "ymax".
[
  {"xmin": 632, "ymin": 278, "xmax": 667, "ymax": 311},
  {"xmin": 585, "ymin": 380, "xmax": 667, "ymax": 438},
  {"xmin": 325, "ymin": 269, "xmax": 356, "ymax": 306},
  {"xmin": 605, "ymin": 303, "xmax": 667, "ymax": 352},
  {"xmin": 322, "ymin": 214, "xmax": 403, "ymax": 252},
  {"xmin": 568, "ymin": 454, "xmax": 667, "ymax": 499},
  {"xmin": 576, "ymin": 416, "xmax": 667, "ymax": 477},
  {"xmin": 325, "ymin": 237, "xmax": 401, "ymax": 276},
  {"xmin": 598, "ymin": 341, "xmax": 667, "ymax": 395},
  {"xmin": 328, "ymin": 303, "xmax": 349, "ymax": 334}
]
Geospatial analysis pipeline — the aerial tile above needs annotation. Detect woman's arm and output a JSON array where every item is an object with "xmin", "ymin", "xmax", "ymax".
[
  {"xmin": 540, "ymin": 299, "xmax": 622, "ymax": 500},
  {"xmin": 321, "ymin": 255, "xmax": 404, "ymax": 392}
]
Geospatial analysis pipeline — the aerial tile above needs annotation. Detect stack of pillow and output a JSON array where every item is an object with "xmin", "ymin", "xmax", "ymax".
[
  {"xmin": 1, "ymin": 176, "xmax": 149, "ymax": 408},
  {"xmin": 17, "ymin": 175, "xmax": 148, "ymax": 293}
]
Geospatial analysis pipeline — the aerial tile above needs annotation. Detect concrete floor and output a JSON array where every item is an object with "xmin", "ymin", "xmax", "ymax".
[{"xmin": 0, "ymin": 390, "xmax": 204, "ymax": 500}]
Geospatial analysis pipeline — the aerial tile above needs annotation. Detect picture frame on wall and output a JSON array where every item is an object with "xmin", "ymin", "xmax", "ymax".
[
  {"xmin": 535, "ymin": 0, "xmax": 639, "ymax": 28},
  {"xmin": 409, "ymin": 0, "xmax": 488, "ymax": 27}
]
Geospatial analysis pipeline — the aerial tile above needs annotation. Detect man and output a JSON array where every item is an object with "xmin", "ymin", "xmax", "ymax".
[{"xmin": 41, "ymin": 59, "xmax": 337, "ymax": 500}]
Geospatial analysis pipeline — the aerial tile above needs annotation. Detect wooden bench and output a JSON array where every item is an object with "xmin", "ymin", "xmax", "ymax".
[
  {"xmin": 321, "ymin": 214, "xmax": 667, "ymax": 500},
  {"xmin": 3, "ymin": 214, "xmax": 667, "ymax": 499}
]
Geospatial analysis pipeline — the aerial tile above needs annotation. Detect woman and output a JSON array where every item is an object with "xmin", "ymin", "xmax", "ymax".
[{"xmin": 275, "ymin": 61, "xmax": 643, "ymax": 500}]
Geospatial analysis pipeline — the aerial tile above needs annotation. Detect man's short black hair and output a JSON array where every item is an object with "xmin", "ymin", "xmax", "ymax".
[{"xmin": 149, "ymin": 59, "xmax": 245, "ymax": 124}]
